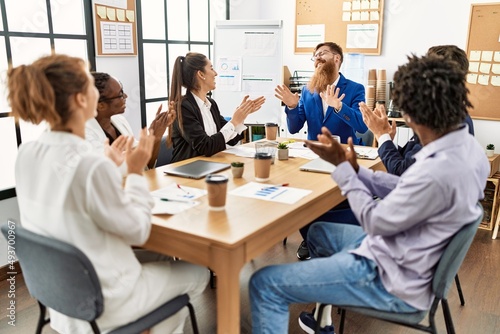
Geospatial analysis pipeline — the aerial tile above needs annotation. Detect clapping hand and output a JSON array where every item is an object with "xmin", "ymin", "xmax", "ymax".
[
  {"xmin": 319, "ymin": 84, "xmax": 345, "ymax": 110},
  {"xmin": 359, "ymin": 102, "xmax": 396, "ymax": 140},
  {"xmin": 125, "ymin": 128, "xmax": 155, "ymax": 175},
  {"xmin": 231, "ymin": 95, "xmax": 266, "ymax": 125},
  {"xmin": 305, "ymin": 126, "xmax": 359, "ymax": 172},
  {"xmin": 275, "ymin": 84, "xmax": 299, "ymax": 109},
  {"xmin": 149, "ymin": 103, "xmax": 176, "ymax": 141},
  {"xmin": 104, "ymin": 135, "xmax": 127, "ymax": 166}
]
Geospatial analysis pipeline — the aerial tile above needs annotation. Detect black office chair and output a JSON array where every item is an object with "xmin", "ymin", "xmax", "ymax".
[
  {"xmin": 0, "ymin": 224, "xmax": 199, "ymax": 334},
  {"xmin": 314, "ymin": 207, "xmax": 483, "ymax": 334}
]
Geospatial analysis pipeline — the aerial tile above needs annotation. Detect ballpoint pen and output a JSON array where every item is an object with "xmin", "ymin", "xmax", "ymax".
[
  {"xmin": 160, "ymin": 197, "xmax": 194, "ymax": 204},
  {"xmin": 176, "ymin": 184, "xmax": 190, "ymax": 194},
  {"xmin": 261, "ymin": 183, "xmax": 289, "ymax": 190}
]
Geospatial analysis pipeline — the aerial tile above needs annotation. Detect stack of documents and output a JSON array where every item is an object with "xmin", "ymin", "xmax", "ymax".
[{"xmin": 150, "ymin": 183, "xmax": 206, "ymax": 214}]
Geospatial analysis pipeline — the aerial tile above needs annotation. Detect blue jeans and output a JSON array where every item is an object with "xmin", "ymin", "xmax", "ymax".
[{"xmin": 250, "ymin": 222, "xmax": 418, "ymax": 334}]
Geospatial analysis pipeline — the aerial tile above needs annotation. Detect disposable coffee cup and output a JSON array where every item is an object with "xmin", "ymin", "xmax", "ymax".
[
  {"xmin": 265, "ymin": 123, "xmax": 278, "ymax": 140},
  {"xmin": 254, "ymin": 152, "xmax": 272, "ymax": 182},
  {"xmin": 205, "ymin": 174, "xmax": 229, "ymax": 211}
]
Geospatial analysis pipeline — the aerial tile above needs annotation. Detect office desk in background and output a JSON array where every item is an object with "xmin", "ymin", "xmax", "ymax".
[{"xmin": 142, "ymin": 140, "xmax": 385, "ymax": 334}]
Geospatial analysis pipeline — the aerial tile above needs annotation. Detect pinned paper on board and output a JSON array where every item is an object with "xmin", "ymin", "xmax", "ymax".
[
  {"xmin": 352, "ymin": 0, "xmax": 361, "ymax": 10},
  {"xmin": 116, "ymin": 9, "xmax": 125, "ymax": 22},
  {"xmin": 370, "ymin": 11, "xmax": 379, "ymax": 21},
  {"xmin": 361, "ymin": 0, "xmax": 370, "ymax": 10},
  {"xmin": 478, "ymin": 75, "xmax": 490, "ymax": 86},
  {"xmin": 96, "ymin": 5, "xmax": 107, "ymax": 19},
  {"xmin": 492, "ymin": 64, "xmax": 500, "ymax": 75},
  {"xmin": 469, "ymin": 62, "xmax": 480, "ymax": 73},
  {"xmin": 494, "ymin": 51, "xmax": 500, "ymax": 62},
  {"xmin": 481, "ymin": 51, "xmax": 493, "ymax": 62},
  {"xmin": 342, "ymin": 12, "xmax": 351, "ymax": 21},
  {"xmin": 370, "ymin": 0, "xmax": 380, "ymax": 9},
  {"xmin": 360, "ymin": 11, "xmax": 369, "ymax": 21},
  {"xmin": 467, "ymin": 73, "xmax": 478, "ymax": 84},
  {"xmin": 343, "ymin": 1, "xmax": 351, "ymax": 10},
  {"xmin": 106, "ymin": 8, "xmax": 116, "ymax": 21},
  {"xmin": 480, "ymin": 63, "xmax": 492, "ymax": 74},
  {"xmin": 491, "ymin": 76, "xmax": 500, "ymax": 87},
  {"xmin": 470, "ymin": 51, "xmax": 481, "ymax": 61}
]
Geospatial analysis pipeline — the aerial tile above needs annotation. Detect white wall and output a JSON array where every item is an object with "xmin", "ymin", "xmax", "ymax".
[{"xmin": 230, "ymin": 0, "xmax": 500, "ymax": 152}]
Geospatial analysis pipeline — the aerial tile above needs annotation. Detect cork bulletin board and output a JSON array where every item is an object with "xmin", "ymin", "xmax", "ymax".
[
  {"xmin": 295, "ymin": 0, "xmax": 384, "ymax": 55},
  {"xmin": 93, "ymin": 0, "xmax": 137, "ymax": 56},
  {"xmin": 465, "ymin": 3, "xmax": 500, "ymax": 121}
]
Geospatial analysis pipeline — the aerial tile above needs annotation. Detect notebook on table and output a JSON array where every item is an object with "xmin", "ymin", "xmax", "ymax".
[
  {"xmin": 164, "ymin": 160, "xmax": 230, "ymax": 179},
  {"xmin": 299, "ymin": 158, "xmax": 336, "ymax": 174}
]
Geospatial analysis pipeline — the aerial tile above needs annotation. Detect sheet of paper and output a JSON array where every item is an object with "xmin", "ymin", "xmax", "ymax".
[
  {"xmin": 151, "ymin": 197, "xmax": 200, "ymax": 215},
  {"xmin": 478, "ymin": 75, "xmax": 490, "ymax": 86},
  {"xmin": 469, "ymin": 62, "xmax": 480, "ymax": 73},
  {"xmin": 346, "ymin": 24, "xmax": 379, "ymax": 49},
  {"xmin": 354, "ymin": 147, "xmax": 379, "ymax": 159},
  {"xmin": 106, "ymin": 8, "xmax": 116, "ymax": 21},
  {"xmin": 343, "ymin": 1, "xmax": 352, "ymax": 11},
  {"xmin": 370, "ymin": 11, "xmax": 379, "ymax": 21},
  {"xmin": 352, "ymin": 0, "xmax": 361, "ymax": 10},
  {"xmin": 481, "ymin": 51, "xmax": 493, "ymax": 62},
  {"xmin": 360, "ymin": 11, "xmax": 370, "ymax": 20},
  {"xmin": 370, "ymin": 0, "xmax": 380, "ymax": 9},
  {"xmin": 467, "ymin": 73, "xmax": 478, "ymax": 84},
  {"xmin": 491, "ymin": 76, "xmax": 500, "ymax": 87},
  {"xmin": 296, "ymin": 24, "xmax": 325, "ymax": 48},
  {"xmin": 342, "ymin": 12, "xmax": 351, "ymax": 21},
  {"xmin": 96, "ymin": 5, "xmax": 107, "ymax": 19},
  {"xmin": 224, "ymin": 146, "xmax": 256, "ymax": 158},
  {"xmin": 479, "ymin": 62, "xmax": 492, "ymax": 74},
  {"xmin": 492, "ymin": 64, "xmax": 500, "ymax": 75},
  {"xmin": 151, "ymin": 183, "xmax": 207, "ymax": 201},
  {"xmin": 229, "ymin": 182, "xmax": 312, "ymax": 204},
  {"xmin": 494, "ymin": 51, "xmax": 500, "ymax": 62},
  {"xmin": 361, "ymin": 0, "xmax": 370, "ymax": 10},
  {"xmin": 469, "ymin": 51, "xmax": 481, "ymax": 61},
  {"xmin": 116, "ymin": 9, "xmax": 125, "ymax": 22},
  {"xmin": 351, "ymin": 11, "xmax": 361, "ymax": 21}
]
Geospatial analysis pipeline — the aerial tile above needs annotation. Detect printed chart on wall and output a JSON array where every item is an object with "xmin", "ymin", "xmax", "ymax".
[
  {"xmin": 465, "ymin": 3, "xmax": 500, "ymax": 121},
  {"xmin": 94, "ymin": 0, "xmax": 137, "ymax": 56},
  {"xmin": 295, "ymin": 0, "xmax": 384, "ymax": 55}
]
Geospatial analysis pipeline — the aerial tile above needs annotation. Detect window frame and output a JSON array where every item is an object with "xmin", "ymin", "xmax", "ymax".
[{"xmin": 135, "ymin": 0, "xmax": 230, "ymax": 129}]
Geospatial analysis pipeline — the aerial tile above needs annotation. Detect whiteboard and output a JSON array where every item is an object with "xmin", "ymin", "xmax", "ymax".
[{"xmin": 212, "ymin": 20, "xmax": 283, "ymax": 125}]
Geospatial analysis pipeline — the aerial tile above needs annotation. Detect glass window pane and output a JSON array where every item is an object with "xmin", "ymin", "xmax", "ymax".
[
  {"xmin": 145, "ymin": 101, "xmax": 168, "ymax": 135},
  {"xmin": 0, "ymin": 3, "xmax": 3, "ymax": 30},
  {"xmin": 5, "ymin": 0, "xmax": 49, "ymax": 33},
  {"xmin": 168, "ymin": 44, "xmax": 190, "ymax": 90},
  {"xmin": 141, "ymin": 0, "xmax": 165, "ymax": 40},
  {"xmin": 0, "ymin": 116, "xmax": 18, "ymax": 191},
  {"xmin": 0, "ymin": 37, "xmax": 9, "ymax": 113},
  {"xmin": 189, "ymin": 0, "xmax": 209, "ymax": 42},
  {"xmin": 50, "ymin": 0, "xmax": 85, "ymax": 34},
  {"xmin": 167, "ymin": 0, "xmax": 188, "ymax": 41},
  {"xmin": 190, "ymin": 44, "xmax": 210, "ymax": 57},
  {"xmin": 210, "ymin": 0, "xmax": 226, "ymax": 42},
  {"xmin": 54, "ymin": 39, "xmax": 88, "ymax": 61},
  {"xmin": 143, "ymin": 43, "xmax": 168, "ymax": 100},
  {"xmin": 10, "ymin": 37, "xmax": 52, "ymax": 67}
]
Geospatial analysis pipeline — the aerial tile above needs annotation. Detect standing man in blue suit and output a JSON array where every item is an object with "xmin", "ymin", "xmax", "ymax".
[{"xmin": 275, "ymin": 42, "xmax": 368, "ymax": 144}]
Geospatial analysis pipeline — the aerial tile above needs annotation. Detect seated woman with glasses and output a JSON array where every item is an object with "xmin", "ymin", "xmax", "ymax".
[
  {"xmin": 86, "ymin": 72, "xmax": 176, "ymax": 168},
  {"xmin": 168, "ymin": 52, "xmax": 266, "ymax": 163}
]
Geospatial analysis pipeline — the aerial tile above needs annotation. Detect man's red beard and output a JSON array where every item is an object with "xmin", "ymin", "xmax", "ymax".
[{"xmin": 307, "ymin": 60, "xmax": 336, "ymax": 93}]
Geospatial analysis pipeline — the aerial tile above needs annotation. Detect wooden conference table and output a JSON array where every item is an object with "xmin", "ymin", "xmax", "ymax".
[{"xmin": 143, "ymin": 140, "xmax": 385, "ymax": 334}]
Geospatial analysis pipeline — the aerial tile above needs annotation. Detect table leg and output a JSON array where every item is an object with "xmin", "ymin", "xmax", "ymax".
[
  {"xmin": 211, "ymin": 245, "xmax": 245, "ymax": 334},
  {"xmin": 492, "ymin": 209, "xmax": 500, "ymax": 239}
]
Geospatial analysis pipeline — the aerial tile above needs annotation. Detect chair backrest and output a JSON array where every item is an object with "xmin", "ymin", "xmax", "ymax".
[
  {"xmin": 356, "ymin": 129, "xmax": 375, "ymax": 147},
  {"xmin": 0, "ymin": 224, "xmax": 104, "ymax": 321},
  {"xmin": 156, "ymin": 136, "xmax": 173, "ymax": 167},
  {"xmin": 432, "ymin": 205, "xmax": 483, "ymax": 299}
]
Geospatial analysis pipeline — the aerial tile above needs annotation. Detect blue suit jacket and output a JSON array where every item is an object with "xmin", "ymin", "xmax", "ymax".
[{"xmin": 285, "ymin": 73, "xmax": 367, "ymax": 143}]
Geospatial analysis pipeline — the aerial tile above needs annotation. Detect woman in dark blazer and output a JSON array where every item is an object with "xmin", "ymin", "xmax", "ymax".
[{"xmin": 168, "ymin": 52, "xmax": 265, "ymax": 163}]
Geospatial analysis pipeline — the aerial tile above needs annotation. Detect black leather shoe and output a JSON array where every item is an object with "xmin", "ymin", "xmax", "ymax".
[{"xmin": 296, "ymin": 240, "xmax": 311, "ymax": 260}]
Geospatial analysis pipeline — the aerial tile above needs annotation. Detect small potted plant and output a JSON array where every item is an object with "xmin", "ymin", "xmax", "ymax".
[
  {"xmin": 486, "ymin": 144, "xmax": 495, "ymax": 157},
  {"xmin": 277, "ymin": 141, "xmax": 291, "ymax": 160},
  {"xmin": 231, "ymin": 161, "xmax": 245, "ymax": 178}
]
